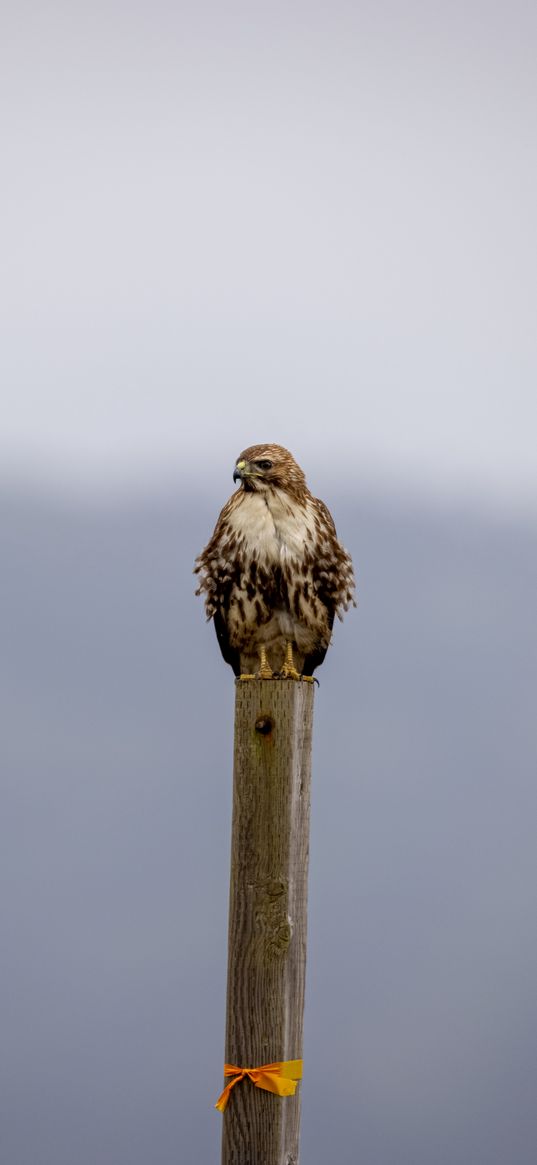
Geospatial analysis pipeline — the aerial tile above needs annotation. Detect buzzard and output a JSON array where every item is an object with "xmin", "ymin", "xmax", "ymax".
[{"xmin": 194, "ymin": 444, "xmax": 356, "ymax": 679}]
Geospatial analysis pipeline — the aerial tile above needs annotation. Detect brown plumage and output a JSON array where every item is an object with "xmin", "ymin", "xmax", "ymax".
[{"xmin": 194, "ymin": 444, "xmax": 356, "ymax": 678}]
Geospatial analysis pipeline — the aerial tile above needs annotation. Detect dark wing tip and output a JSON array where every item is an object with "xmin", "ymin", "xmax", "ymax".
[{"xmin": 213, "ymin": 610, "xmax": 241, "ymax": 675}]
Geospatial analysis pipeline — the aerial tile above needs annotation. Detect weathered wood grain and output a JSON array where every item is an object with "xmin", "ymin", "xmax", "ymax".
[{"xmin": 222, "ymin": 679, "xmax": 315, "ymax": 1165}]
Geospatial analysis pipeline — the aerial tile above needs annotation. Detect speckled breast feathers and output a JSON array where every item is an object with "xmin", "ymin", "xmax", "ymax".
[{"xmin": 194, "ymin": 444, "xmax": 355, "ymax": 676}]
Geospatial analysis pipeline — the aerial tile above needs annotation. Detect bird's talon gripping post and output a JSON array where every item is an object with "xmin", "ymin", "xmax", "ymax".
[
  {"xmin": 257, "ymin": 645, "xmax": 274, "ymax": 680},
  {"xmin": 280, "ymin": 641, "xmax": 302, "ymax": 682}
]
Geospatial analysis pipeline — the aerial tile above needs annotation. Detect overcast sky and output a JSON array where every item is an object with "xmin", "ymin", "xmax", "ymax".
[{"xmin": 2, "ymin": 0, "xmax": 536, "ymax": 511}]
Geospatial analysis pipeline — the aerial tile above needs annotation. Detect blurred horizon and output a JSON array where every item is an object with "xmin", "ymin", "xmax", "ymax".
[{"xmin": 2, "ymin": 462, "xmax": 537, "ymax": 529}]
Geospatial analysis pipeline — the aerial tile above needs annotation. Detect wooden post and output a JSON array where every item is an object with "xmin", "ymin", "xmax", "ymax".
[{"xmin": 222, "ymin": 679, "xmax": 315, "ymax": 1165}]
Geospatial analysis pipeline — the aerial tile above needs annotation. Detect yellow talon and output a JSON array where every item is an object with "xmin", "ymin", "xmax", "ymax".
[
  {"xmin": 280, "ymin": 642, "xmax": 302, "ymax": 681},
  {"xmin": 280, "ymin": 641, "xmax": 316, "ymax": 682},
  {"xmin": 238, "ymin": 645, "xmax": 315, "ymax": 681},
  {"xmin": 237, "ymin": 646, "xmax": 273, "ymax": 680},
  {"xmin": 258, "ymin": 645, "xmax": 274, "ymax": 679}
]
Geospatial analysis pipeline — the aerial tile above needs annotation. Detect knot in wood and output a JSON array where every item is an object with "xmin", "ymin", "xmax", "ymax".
[{"xmin": 255, "ymin": 715, "xmax": 274, "ymax": 736}]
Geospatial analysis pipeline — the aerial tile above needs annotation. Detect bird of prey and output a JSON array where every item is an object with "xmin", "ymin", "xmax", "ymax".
[{"xmin": 194, "ymin": 444, "xmax": 356, "ymax": 680}]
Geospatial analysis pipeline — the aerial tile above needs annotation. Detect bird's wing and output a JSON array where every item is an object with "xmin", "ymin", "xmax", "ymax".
[
  {"xmin": 213, "ymin": 608, "xmax": 241, "ymax": 676},
  {"xmin": 302, "ymin": 606, "xmax": 335, "ymax": 674}
]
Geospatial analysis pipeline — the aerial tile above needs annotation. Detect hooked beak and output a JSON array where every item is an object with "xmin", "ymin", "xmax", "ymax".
[{"xmin": 233, "ymin": 459, "xmax": 248, "ymax": 483}]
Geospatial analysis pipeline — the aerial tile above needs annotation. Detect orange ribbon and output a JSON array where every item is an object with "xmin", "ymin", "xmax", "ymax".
[{"xmin": 215, "ymin": 1059, "xmax": 303, "ymax": 1113}]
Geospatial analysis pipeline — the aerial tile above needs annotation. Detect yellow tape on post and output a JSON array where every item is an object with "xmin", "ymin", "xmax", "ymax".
[{"xmin": 215, "ymin": 1060, "xmax": 303, "ymax": 1113}]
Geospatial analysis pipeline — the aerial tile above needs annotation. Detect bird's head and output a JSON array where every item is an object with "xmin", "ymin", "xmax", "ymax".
[{"xmin": 233, "ymin": 444, "xmax": 307, "ymax": 496}]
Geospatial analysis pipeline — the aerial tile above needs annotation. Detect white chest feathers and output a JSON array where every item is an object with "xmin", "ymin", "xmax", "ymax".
[{"xmin": 227, "ymin": 489, "xmax": 316, "ymax": 563}]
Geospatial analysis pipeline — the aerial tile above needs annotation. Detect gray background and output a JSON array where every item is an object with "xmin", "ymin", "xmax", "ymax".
[
  {"xmin": 2, "ymin": 1, "xmax": 537, "ymax": 1160},
  {"xmin": 2, "ymin": 486, "xmax": 536, "ymax": 1163}
]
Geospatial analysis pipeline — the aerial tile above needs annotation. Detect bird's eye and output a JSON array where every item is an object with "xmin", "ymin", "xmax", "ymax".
[{"xmin": 255, "ymin": 460, "xmax": 273, "ymax": 470}]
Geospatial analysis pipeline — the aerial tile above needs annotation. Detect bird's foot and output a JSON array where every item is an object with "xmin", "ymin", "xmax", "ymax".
[
  {"xmin": 279, "ymin": 641, "xmax": 314, "ymax": 682},
  {"xmin": 278, "ymin": 663, "xmax": 316, "ymax": 683},
  {"xmin": 238, "ymin": 647, "xmax": 275, "ymax": 680},
  {"xmin": 237, "ymin": 671, "xmax": 275, "ymax": 681},
  {"xmin": 257, "ymin": 646, "xmax": 274, "ymax": 679}
]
